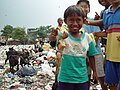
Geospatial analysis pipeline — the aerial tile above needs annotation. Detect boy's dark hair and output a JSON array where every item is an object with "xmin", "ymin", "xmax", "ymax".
[
  {"xmin": 64, "ymin": 5, "xmax": 84, "ymax": 20},
  {"xmin": 76, "ymin": 0, "xmax": 90, "ymax": 8}
]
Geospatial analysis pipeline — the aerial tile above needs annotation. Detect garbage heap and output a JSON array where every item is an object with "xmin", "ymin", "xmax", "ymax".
[{"xmin": 0, "ymin": 48, "xmax": 56, "ymax": 90}]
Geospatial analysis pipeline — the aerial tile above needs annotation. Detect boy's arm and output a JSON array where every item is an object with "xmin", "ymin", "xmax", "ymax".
[
  {"xmin": 89, "ymin": 31, "xmax": 107, "ymax": 44},
  {"xmin": 55, "ymin": 51, "xmax": 62, "ymax": 82},
  {"xmin": 88, "ymin": 56, "xmax": 97, "ymax": 80},
  {"xmin": 93, "ymin": 31, "xmax": 107, "ymax": 37},
  {"xmin": 49, "ymin": 27, "xmax": 58, "ymax": 48},
  {"xmin": 84, "ymin": 19, "xmax": 103, "ymax": 28},
  {"xmin": 50, "ymin": 27, "xmax": 58, "ymax": 41}
]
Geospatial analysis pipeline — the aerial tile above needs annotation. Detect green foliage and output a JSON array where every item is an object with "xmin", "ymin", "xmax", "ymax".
[
  {"xmin": 11, "ymin": 27, "xmax": 28, "ymax": 42},
  {"xmin": 36, "ymin": 25, "xmax": 52, "ymax": 39},
  {"xmin": 1, "ymin": 25, "xmax": 52, "ymax": 43},
  {"xmin": 27, "ymin": 25, "xmax": 52, "ymax": 42},
  {"xmin": 1, "ymin": 25, "xmax": 14, "ymax": 38}
]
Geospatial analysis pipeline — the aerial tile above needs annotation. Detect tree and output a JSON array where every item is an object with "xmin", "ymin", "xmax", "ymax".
[
  {"xmin": 1, "ymin": 25, "xmax": 14, "ymax": 38},
  {"xmin": 45, "ymin": 25, "xmax": 52, "ymax": 34},
  {"xmin": 36, "ymin": 25, "xmax": 52, "ymax": 40},
  {"xmin": 11, "ymin": 27, "xmax": 28, "ymax": 43}
]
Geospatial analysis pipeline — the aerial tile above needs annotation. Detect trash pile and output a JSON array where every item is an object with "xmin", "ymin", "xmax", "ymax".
[
  {"xmin": 0, "ymin": 45, "xmax": 56, "ymax": 90},
  {"xmin": 0, "ymin": 61, "xmax": 56, "ymax": 90},
  {"xmin": 0, "ymin": 45, "xmax": 102, "ymax": 90}
]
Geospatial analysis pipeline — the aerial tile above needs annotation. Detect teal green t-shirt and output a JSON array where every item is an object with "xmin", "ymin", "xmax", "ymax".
[{"xmin": 58, "ymin": 32, "xmax": 98, "ymax": 83}]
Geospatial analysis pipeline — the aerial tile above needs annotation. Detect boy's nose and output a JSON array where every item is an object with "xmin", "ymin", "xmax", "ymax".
[{"xmin": 73, "ymin": 20, "xmax": 78, "ymax": 25}]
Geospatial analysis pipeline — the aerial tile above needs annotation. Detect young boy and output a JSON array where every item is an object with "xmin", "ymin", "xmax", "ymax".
[
  {"xmin": 102, "ymin": 0, "xmax": 120, "ymax": 90},
  {"xmin": 56, "ymin": 17, "xmax": 67, "ymax": 36},
  {"xmin": 50, "ymin": 5, "xmax": 98, "ymax": 90},
  {"xmin": 76, "ymin": 0, "xmax": 108, "ymax": 90},
  {"xmin": 95, "ymin": 0, "xmax": 110, "ymax": 48},
  {"xmin": 98, "ymin": 0, "xmax": 110, "ymax": 19}
]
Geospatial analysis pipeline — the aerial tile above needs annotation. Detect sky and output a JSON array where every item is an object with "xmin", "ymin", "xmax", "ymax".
[{"xmin": 0, "ymin": 0, "xmax": 104, "ymax": 31}]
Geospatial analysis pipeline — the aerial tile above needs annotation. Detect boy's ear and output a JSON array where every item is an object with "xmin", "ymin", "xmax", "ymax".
[{"xmin": 64, "ymin": 19, "xmax": 67, "ymax": 24}]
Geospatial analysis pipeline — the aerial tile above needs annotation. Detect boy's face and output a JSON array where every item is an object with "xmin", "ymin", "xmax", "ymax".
[
  {"xmin": 98, "ymin": 0, "xmax": 110, "ymax": 6},
  {"xmin": 58, "ymin": 19, "xmax": 63, "ymax": 26},
  {"xmin": 64, "ymin": 14, "xmax": 83, "ymax": 33},
  {"xmin": 77, "ymin": 2, "xmax": 90, "ymax": 17},
  {"xmin": 107, "ymin": 0, "xmax": 120, "ymax": 4}
]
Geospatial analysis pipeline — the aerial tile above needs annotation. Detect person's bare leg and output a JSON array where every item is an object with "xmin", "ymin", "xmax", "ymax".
[
  {"xmin": 109, "ymin": 86, "xmax": 118, "ymax": 90},
  {"xmin": 98, "ymin": 77, "xmax": 108, "ymax": 90},
  {"xmin": 88, "ymin": 74, "xmax": 91, "ymax": 89}
]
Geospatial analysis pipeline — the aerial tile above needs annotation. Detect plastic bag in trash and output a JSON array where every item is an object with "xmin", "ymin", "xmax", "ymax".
[{"xmin": 15, "ymin": 65, "xmax": 38, "ymax": 77}]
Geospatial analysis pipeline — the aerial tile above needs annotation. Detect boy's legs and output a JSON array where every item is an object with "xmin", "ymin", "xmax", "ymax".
[
  {"xmin": 95, "ymin": 54, "xmax": 108, "ymax": 90},
  {"xmin": 105, "ymin": 60, "xmax": 120, "ymax": 90},
  {"xmin": 98, "ymin": 77, "xmax": 108, "ymax": 90}
]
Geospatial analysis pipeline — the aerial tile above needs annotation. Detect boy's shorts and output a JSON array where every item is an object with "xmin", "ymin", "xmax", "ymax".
[
  {"xmin": 105, "ymin": 60, "xmax": 120, "ymax": 86},
  {"xmin": 87, "ymin": 54, "xmax": 105, "ymax": 77},
  {"xmin": 58, "ymin": 81, "xmax": 89, "ymax": 90},
  {"xmin": 95, "ymin": 54, "xmax": 105, "ymax": 77}
]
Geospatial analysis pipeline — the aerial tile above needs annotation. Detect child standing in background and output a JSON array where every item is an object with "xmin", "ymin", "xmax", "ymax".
[
  {"xmin": 102, "ymin": 0, "xmax": 120, "ymax": 90},
  {"xmin": 76, "ymin": 0, "xmax": 108, "ymax": 90},
  {"xmin": 86, "ymin": 0, "xmax": 120, "ymax": 90}
]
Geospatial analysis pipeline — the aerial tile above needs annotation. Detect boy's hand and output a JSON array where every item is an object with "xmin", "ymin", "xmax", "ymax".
[
  {"xmin": 52, "ymin": 27, "xmax": 59, "ymax": 36},
  {"xmin": 94, "ymin": 12, "xmax": 101, "ymax": 20},
  {"xmin": 83, "ymin": 18, "xmax": 89, "ymax": 25},
  {"xmin": 58, "ymin": 31, "xmax": 68, "ymax": 51},
  {"xmin": 50, "ymin": 27, "xmax": 59, "ymax": 41},
  {"xmin": 93, "ymin": 71, "xmax": 98, "ymax": 82},
  {"xmin": 62, "ymin": 31, "xmax": 68, "ymax": 39},
  {"xmin": 117, "ymin": 36, "xmax": 120, "ymax": 42}
]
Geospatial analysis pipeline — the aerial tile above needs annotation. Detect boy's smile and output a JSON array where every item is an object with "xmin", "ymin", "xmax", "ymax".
[{"xmin": 65, "ymin": 14, "xmax": 83, "ymax": 33}]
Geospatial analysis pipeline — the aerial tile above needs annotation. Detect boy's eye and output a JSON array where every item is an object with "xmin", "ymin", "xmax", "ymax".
[
  {"xmin": 69, "ymin": 19, "xmax": 82, "ymax": 23},
  {"xmin": 76, "ymin": 19, "xmax": 82, "ymax": 23},
  {"xmin": 69, "ymin": 19, "xmax": 74, "ymax": 22}
]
